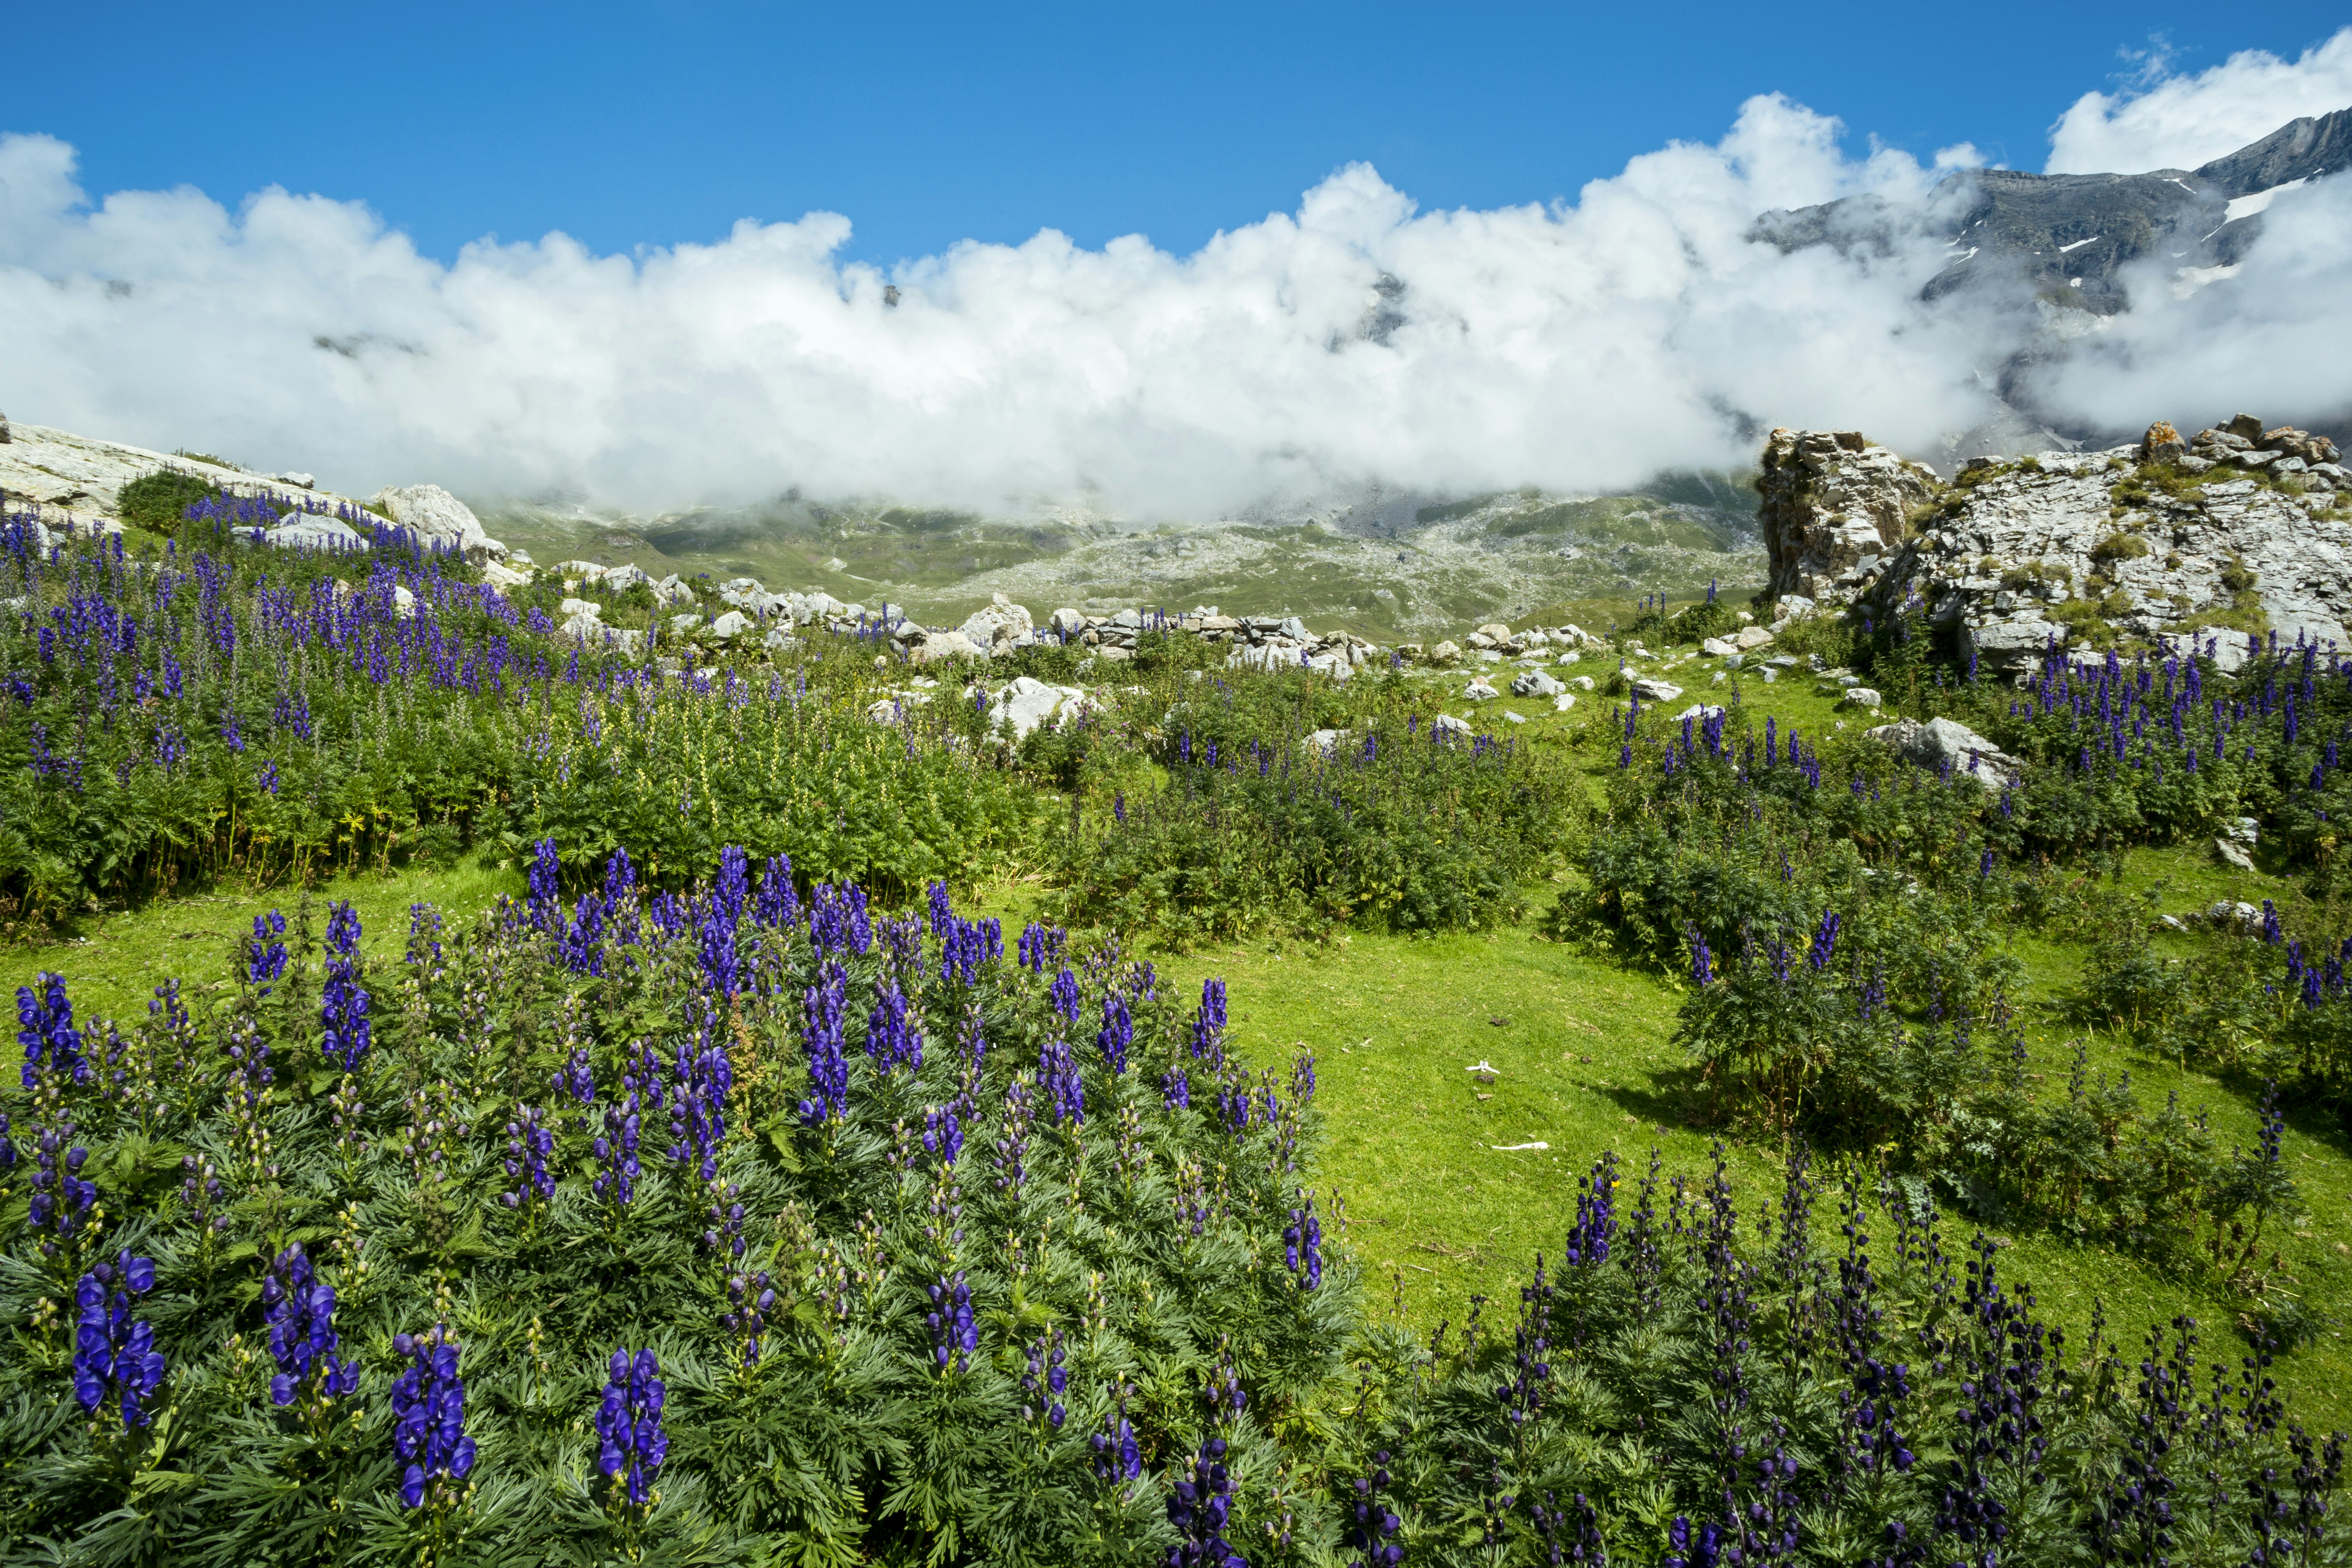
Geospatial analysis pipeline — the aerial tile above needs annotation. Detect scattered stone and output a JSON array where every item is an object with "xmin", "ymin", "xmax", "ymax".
[
  {"xmin": 1732, "ymin": 625, "xmax": 1775, "ymax": 650},
  {"xmin": 1429, "ymin": 640, "xmax": 1462, "ymax": 664},
  {"xmin": 1502, "ymin": 710, "xmax": 1526, "ymax": 724},
  {"xmin": 708, "ymin": 609, "xmax": 751, "ymax": 640},
  {"xmin": 1631, "ymin": 678, "xmax": 1683, "ymax": 702},
  {"xmin": 1673, "ymin": 704, "xmax": 1726, "ymax": 722},
  {"xmin": 1553, "ymin": 693, "xmax": 1576, "ymax": 712},
  {"xmin": 2205, "ymin": 899, "xmax": 2265, "ymax": 932},
  {"xmin": 1511, "ymin": 669, "xmax": 1565, "ymax": 698},
  {"xmin": 1431, "ymin": 714, "xmax": 1473, "ymax": 737},
  {"xmin": 2216, "ymin": 837, "xmax": 2256, "ymax": 871},
  {"xmin": 1700, "ymin": 637, "xmax": 1738, "ymax": 657},
  {"xmin": 1464, "ymin": 678, "xmax": 1499, "ymax": 700},
  {"xmin": 1841, "ymin": 688, "xmax": 1883, "ymax": 709}
]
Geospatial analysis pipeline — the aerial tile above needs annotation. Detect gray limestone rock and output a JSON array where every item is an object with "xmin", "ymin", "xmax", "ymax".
[
  {"xmin": 1510, "ymin": 669, "xmax": 1565, "ymax": 698},
  {"xmin": 372, "ymin": 483, "xmax": 507, "ymax": 558},
  {"xmin": 1757, "ymin": 430, "xmax": 1938, "ymax": 608},
  {"xmin": 1864, "ymin": 715, "xmax": 2023, "ymax": 789},
  {"xmin": 260, "ymin": 517, "xmax": 367, "ymax": 552}
]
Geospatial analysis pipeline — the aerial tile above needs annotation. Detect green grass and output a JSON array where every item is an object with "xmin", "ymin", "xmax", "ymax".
[{"xmin": 14, "ymin": 665, "xmax": 2352, "ymax": 1430}]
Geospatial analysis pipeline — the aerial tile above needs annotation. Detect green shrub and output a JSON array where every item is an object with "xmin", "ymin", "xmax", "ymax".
[{"xmin": 114, "ymin": 469, "xmax": 222, "ymax": 536}]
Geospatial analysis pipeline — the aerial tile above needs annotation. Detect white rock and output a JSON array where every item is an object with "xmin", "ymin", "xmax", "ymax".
[
  {"xmin": 1700, "ymin": 637, "xmax": 1739, "ymax": 657},
  {"xmin": 1570, "ymin": 675, "xmax": 1595, "ymax": 691},
  {"xmin": 992, "ymin": 675, "xmax": 1094, "ymax": 740},
  {"xmin": 272, "ymin": 472, "xmax": 315, "ymax": 488},
  {"xmin": 559, "ymin": 597, "xmax": 603, "ymax": 619},
  {"xmin": 1464, "ymin": 678, "xmax": 1499, "ymax": 700},
  {"xmin": 372, "ymin": 483, "xmax": 505, "ymax": 558},
  {"xmin": 1511, "ymin": 668, "xmax": 1565, "ymax": 698},
  {"xmin": 1502, "ymin": 710, "xmax": 1526, "ymax": 724},
  {"xmin": 1842, "ymin": 688, "xmax": 1884, "ymax": 709},
  {"xmin": 708, "ymin": 609, "xmax": 751, "ymax": 640},
  {"xmin": 1732, "ymin": 625, "xmax": 1775, "ymax": 650},
  {"xmin": 668, "ymin": 613, "xmax": 705, "ymax": 635},
  {"xmin": 1553, "ymin": 693, "xmax": 1577, "ymax": 712},
  {"xmin": 1673, "ymin": 704, "xmax": 1726, "ymax": 722},
  {"xmin": 259, "ymin": 517, "xmax": 367, "ymax": 552},
  {"xmin": 1049, "ymin": 607, "xmax": 1086, "ymax": 635},
  {"xmin": 960, "ymin": 592, "xmax": 1035, "ymax": 648},
  {"xmin": 481, "ymin": 561, "xmax": 532, "ymax": 590},
  {"xmin": 1431, "ymin": 714, "xmax": 1473, "ymax": 736},
  {"xmin": 392, "ymin": 584, "xmax": 416, "ymax": 619},
  {"xmin": 913, "ymin": 630, "xmax": 989, "ymax": 665},
  {"xmin": 1631, "ymin": 678, "xmax": 1682, "ymax": 702}
]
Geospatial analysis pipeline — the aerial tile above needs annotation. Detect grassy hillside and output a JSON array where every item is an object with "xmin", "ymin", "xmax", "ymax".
[
  {"xmin": 478, "ymin": 475, "xmax": 1762, "ymax": 636},
  {"xmin": 18, "ymin": 668, "xmax": 2350, "ymax": 1429}
]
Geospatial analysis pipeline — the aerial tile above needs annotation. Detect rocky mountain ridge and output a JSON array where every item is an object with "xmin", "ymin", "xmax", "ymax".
[{"xmin": 1755, "ymin": 106, "xmax": 2352, "ymax": 316}]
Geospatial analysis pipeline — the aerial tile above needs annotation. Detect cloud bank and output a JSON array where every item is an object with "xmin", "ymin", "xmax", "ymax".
[
  {"xmin": 1, "ymin": 35, "xmax": 2348, "ymax": 519},
  {"xmin": 2047, "ymin": 27, "xmax": 2352, "ymax": 174}
]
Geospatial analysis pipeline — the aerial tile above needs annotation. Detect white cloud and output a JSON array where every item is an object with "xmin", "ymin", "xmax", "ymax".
[
  {"xmin": 2046, "ymin": 27, "xmax": 2352, "ymax": 174},
  {"xmin": 2032, "ymin": 176, "xmax": 2352, "ymax": 432},
  {"xmin": 0, "ymin": 75, "xmax": 2339, "ymax": 521}
]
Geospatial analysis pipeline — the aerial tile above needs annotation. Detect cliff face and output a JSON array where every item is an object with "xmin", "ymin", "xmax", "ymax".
[{"xmin": 1756, "ymin": 429, "xmax": 1938, "ymax": 608}]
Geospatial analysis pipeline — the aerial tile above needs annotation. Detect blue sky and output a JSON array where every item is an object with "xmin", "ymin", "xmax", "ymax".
[{"xmin": 14, "ymin": 1, "xmax": 2350, "ymax": 266}]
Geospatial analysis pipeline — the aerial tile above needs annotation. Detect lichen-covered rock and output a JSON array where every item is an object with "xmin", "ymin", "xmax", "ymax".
[
  {"xmin": 1757, "ymin": 429, "xmax": 1938, "ymax": 607},
  {"xmin": 1762, "ymin": 421, "xmax": 2352, "ymax": 679}
]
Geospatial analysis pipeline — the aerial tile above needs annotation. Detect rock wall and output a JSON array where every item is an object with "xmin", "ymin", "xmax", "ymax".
[{"xmin": 1760, "ymin": 417, "xmax": 2351, "ymax": 677}]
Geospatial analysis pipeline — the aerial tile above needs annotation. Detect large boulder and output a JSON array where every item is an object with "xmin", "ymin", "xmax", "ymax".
[
  {"xmin": 1757, "ymin": 430, "xmax": 1938, "ymax": 608},
  {"xmin": 372, "ymin": 484, "xmax": 506, "ymax": 558},
  {"xmin": 260, "ymin": 517, "xmax": 367, "ymax": 552},
  {"xmin": 911, "ymin": 630, "xmax": 989, "ymax": 666},
  {"xmin": 993, "ymin": 675, "xmax": 1094, "ymax": 740},
  {"xmin": 1510, "ymin": 669, "xmax": 1564, "ymax": 698},
  {"xmin": 960, "ymin": 592, "xmax": 1035, "ymax": 650},
  {"xmin": 1865, "ymin": 715, "xmax": 2024, "ymax": 789}
]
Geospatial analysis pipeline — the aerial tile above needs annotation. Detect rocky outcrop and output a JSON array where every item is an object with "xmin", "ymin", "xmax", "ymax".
[
  {"xmin": 1757, "ymin": 430, "xmax": 1938, "ymax": 607},
  {"xmin": 1764, "ymin": 416, "xmax": 2352, "ymax": 677},
  {"xmin": 0, "ymin": 420, "xmax": 513, "ymax": 560},
  {"xmin": 372, "ymin": 484, "xmax": 506, "ymax": 559}
]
